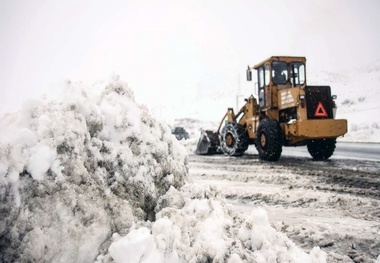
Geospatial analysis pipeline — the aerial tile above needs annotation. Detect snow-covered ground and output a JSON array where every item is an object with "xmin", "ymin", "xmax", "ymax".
[
  {"xmin": 188, "ymin": 153, "xmax": 380, "ymax": 262},
  {"xmin": 0, "ymin": 77, "xmax": 328, "ymax": 262}
]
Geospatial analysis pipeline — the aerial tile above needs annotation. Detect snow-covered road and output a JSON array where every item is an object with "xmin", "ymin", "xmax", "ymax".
[{"xmin": 189, "ymin": 153, "xmax": 380, "ymax": 262}]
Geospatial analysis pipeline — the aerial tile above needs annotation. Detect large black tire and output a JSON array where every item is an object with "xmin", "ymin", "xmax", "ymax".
[
  {"xmin": 307, "ymin": 139, "xmax": 336, "ymax": 160},
  {"xmin": 256, "ymin": 118, "xmax": 282, "ymax": 161},
  {"xmin": 220, "ymin": 122, "xmax": 249, "ymax": 156}
]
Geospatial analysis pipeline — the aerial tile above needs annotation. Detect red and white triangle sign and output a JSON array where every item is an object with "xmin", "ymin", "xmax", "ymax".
[{"xmin": 314, "ymin": 102, "xmax": 328, "ymax": 117}]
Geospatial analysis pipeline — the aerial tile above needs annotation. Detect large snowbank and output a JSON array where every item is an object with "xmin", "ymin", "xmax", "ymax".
[{"xmin": 0, "ymin": 77, "xmax": 326, "ymax": 262}]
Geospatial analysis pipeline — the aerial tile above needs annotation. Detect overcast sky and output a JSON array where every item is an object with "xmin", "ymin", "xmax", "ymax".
[{"xmin": 1, "ymin": 0, "xmax": 379, "ymax": 118}]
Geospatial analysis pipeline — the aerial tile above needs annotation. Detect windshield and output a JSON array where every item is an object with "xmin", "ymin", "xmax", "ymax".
[{"xmin": 272, "ymin": 62, "xmax": 288, "ymax": 85}]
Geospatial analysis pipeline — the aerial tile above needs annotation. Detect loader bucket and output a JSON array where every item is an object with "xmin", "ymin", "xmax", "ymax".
[{"xmin": 195, "ymin": 130, "xmax": 220, "ymax": 155}]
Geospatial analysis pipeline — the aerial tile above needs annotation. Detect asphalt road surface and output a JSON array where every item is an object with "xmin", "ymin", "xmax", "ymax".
[{"xmin": 281, "ymin": 142, "xmax": 380, "ymax": 162}]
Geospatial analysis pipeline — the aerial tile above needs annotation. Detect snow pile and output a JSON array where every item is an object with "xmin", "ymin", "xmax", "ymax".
[
  {"xmin": 104, "ymin": 185, "xmax": 326, "ymax": 263},
  {"xmin": 0, "ymin": 77, "xmax": 187, "ymax": 262},
  {"xmin": 0, "ymin": 77, "xmax": 326, "ymax": 262}
]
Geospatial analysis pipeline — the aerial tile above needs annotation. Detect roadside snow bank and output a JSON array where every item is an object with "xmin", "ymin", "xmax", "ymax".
[
  {"xmin": 0, "ymin": 77, "xmax": 187, "ymax": 262},
  {"xmin": 0, "ymin": 76, "xmax": 326, "ymax": 262}
]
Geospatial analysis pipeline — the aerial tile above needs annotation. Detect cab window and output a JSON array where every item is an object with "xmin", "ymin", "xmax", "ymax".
[
  {"xmin": 290, "ymin": 62, "xmax": 306, "ymax": 86},
  {"xmin": 272, "ymin": 61, "xmax": 288, "ymax": 85},
  {"xmin": 258, "ymin": 67, "xmax": 264, "ymax": 88},
  {"xmin": 264, "ymin": 64, "xmax": 270, "ymax": 86}
]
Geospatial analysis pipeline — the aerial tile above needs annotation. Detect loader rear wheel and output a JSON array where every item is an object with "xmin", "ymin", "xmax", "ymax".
[
  {"xmin": 220, "ymin": 122, "xmax": 248, "ymax": 156},
  {"xmin": 256, "ymin": 118, "xmax": 282, "ymax": 161},
  {"xmin": 307, "ymin": 139, "xmax": 336, "ymax": 160}
]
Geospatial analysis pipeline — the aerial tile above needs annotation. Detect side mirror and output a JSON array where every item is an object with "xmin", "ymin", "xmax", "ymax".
[
  {"xmin": 332, "ymin": 95, "xmax": 337, "ymax": 100},
  {"xmin": 246, "ymin": 66, "xmax": 252, "ymax": 81}
]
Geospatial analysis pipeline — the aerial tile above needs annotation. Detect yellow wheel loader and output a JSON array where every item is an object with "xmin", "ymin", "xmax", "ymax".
[{"xmin": 195, "ymin": 56, "xmax": 347, "ymax": 161}]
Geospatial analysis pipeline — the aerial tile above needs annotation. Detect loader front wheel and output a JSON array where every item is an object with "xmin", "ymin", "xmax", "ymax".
[
  {"xmin": 307, "ymin": 139, "xmax": 336, "ymax": 160},
  {"xmin": 256, "ymin": 118, "xmax": 282, "ymax": 161},
  {"xmin": 220, "ymin": 122, "xmax": 248, "ymax": 156}
]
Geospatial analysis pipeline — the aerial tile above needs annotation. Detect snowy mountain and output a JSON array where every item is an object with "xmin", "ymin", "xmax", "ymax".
[{"xmin": 0, "ymin": 77, "xmax": 326, "ymax": 262}]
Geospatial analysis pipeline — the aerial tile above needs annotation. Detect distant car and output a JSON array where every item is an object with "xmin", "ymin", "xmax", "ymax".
[{"xmin": 172, "ymin": 127, "xmax": 190, "ymax": 140}]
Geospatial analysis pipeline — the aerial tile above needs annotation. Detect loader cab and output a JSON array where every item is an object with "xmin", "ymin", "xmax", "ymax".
[{"xmin": 247, "ymin": 56, "xmax": 306, "ymax": 109}]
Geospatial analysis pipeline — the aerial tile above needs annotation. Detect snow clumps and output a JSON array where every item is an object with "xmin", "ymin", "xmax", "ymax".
[{"xmin": 104, "ymin": 185, "xmax": 326, "ymax": 263}]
